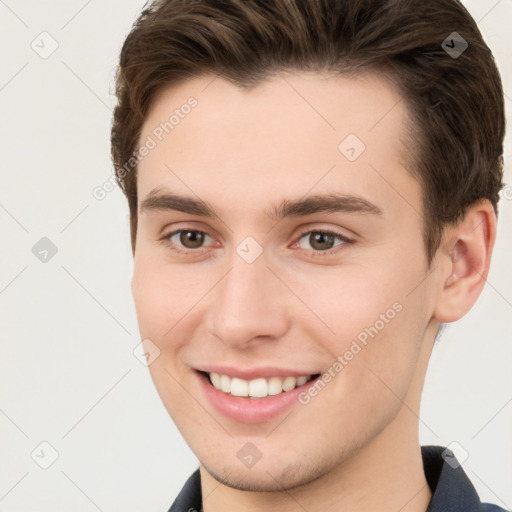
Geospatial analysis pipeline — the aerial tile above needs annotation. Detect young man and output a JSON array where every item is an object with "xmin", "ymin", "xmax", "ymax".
[{"xmin": 111, "ymin": 0, "xmax": 507, "ymax": 510}]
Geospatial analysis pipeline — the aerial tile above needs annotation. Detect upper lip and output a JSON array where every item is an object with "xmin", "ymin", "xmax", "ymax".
[{"xmin": 196, "ymin": 365, "xmax": 320, "ymax": 381}]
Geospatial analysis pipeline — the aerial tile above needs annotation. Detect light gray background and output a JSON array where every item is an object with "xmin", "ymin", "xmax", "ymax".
[{"xmin": 0, "ymin": 1, "xmax": 510, "ymax": 510}]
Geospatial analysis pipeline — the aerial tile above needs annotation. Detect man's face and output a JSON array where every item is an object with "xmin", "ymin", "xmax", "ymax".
[{"xmin": 132, "ymin": 72, "xmax": 442, "ymax": 490}]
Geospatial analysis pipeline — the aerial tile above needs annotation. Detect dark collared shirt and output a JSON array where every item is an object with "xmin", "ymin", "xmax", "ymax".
[{"xmin": 168, "ymin": 445, "xmax": 507, "ymax": 512}]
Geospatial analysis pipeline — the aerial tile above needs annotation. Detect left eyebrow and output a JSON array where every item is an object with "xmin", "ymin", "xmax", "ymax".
[
  {"xmin": 266, "ymin": 193, "xmax": 382, "ymax": 222},
  {"xmin": 139, "ymin": 187, "xmax": 382, "ymax": 221}
]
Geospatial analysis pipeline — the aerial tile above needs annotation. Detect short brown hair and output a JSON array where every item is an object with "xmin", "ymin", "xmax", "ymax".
[{"xmin": 111, "ymin": 0, "xmax": 505, "ymax": 264}]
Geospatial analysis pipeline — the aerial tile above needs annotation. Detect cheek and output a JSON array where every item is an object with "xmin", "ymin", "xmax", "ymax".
[
  {"xmin": 286, "ymin": 262, "xmax": 407, "ymax": 345},
  {"xmin": 131, "ymin": 264, "xmax": 168, "ymax": 340},
  {"xmin": 131, "ymin": 254, "xmax": 203, "ymax": 341},
  {"xmin": 290, "ymin": 260, "xmax": 428, "ymax": 399},
  {"xmin": 131, "ymin": 259, "xmax": 203, "ymax": 421}
]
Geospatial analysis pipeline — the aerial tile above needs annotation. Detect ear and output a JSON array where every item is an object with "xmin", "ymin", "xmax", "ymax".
[{"xmin": 433, "ymin": 199, "xmax": 497, "ymax": 323}]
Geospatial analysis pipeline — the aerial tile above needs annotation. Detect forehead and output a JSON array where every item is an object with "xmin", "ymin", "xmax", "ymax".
[{"xmin": 136, "ymin": 71, "xmax": 419, "ymax": 222}]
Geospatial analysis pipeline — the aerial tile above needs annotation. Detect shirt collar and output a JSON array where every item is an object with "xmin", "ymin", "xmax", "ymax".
[{"xmin": 422, "ymin": 445, "xmax": 481, "ymax": 511}]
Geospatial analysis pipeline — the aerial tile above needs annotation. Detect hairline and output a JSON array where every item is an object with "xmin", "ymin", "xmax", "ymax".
[{"xmin": 132, "ymin": 66, "xmax": 435, "ymax": 262}]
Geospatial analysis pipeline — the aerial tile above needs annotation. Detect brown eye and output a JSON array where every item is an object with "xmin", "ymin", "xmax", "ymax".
[
  {"xmin": 163, "ymin": 229, "xmax": 213, "ymax": 252},
  {"xmin": 310, "ymin": 232, "xmax": 335, "ymax": 251},
  {"xmin": 296, "ymin": 230, "xmax": 351, "ymax": 253},
  {"xmin": 177, "ymin": 230, "xmax": 205, "ymax": 248}
]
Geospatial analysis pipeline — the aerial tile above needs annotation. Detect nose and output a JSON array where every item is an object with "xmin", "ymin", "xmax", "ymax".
[{"xmin": 207, "ymin": 254, "xmax": 290, "ymax": 349}]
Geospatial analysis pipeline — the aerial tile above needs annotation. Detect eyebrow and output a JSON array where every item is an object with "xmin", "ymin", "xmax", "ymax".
[{"xmin": 139, "ymin": 187, "xmax": 382, "ymax": 222}]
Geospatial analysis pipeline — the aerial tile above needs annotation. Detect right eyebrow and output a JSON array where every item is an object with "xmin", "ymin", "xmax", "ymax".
[{"xmin": 140, "ymin": 189, "xmax": 214, "ymax": 217}]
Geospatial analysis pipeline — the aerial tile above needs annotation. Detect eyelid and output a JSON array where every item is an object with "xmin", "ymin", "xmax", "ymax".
[
  {"xmin": 160, "ymin": 227, "xmax": 217, "ymax": 253},
  {"xmin": 160, "ymin": 224, "xmax": 355, "ymax": 255},
  {"xmin": 293, "ymin": 225, "xmax": 354, "ymax": 243},
  {"xmin": 290, "ymin": 226, "xmax": 354, "ymax": 255}
]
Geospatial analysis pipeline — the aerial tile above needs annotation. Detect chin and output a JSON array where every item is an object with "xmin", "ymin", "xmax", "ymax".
[{"xmin": 201, "ymin": 459, "xmax": 322, "ymax": 492}]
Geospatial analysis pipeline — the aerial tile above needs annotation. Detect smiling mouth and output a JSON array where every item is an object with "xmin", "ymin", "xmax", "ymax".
[{"xmin": 200, "ymin": 371, "xmax": 321, "ymax": 399}]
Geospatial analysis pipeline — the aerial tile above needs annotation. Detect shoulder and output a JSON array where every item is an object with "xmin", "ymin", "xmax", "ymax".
[
  {"xmin": 480, "ymin": 504, "xmax": 509, "ymax": 512},
  {"xmin": 421, "ymin": 445, "xmax": 508, "ymax": 512}
]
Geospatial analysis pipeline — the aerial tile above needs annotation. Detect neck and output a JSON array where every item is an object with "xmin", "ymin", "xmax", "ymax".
[{"xmin": 200, "ymin": 415, "xmax": 432, "ymax": 512}]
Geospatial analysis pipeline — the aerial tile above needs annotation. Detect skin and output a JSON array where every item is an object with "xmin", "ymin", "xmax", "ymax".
[{"xmin": 131, "ymin": 71, "xmax": 496, "ymax": 512}]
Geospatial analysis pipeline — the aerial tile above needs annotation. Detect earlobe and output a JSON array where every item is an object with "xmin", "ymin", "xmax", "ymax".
[{"xmin": 433, "ymin": 200, "xmax": 497, "ymax": 323}]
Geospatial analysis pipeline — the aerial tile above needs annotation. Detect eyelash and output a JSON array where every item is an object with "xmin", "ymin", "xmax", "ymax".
[
  {"xmin": 160, "ymin": 227, "xmax": 354, "ymax": 256},
  {"xmin": 294, "ymin": 228, "xmax": 354, "ymax": 256}
]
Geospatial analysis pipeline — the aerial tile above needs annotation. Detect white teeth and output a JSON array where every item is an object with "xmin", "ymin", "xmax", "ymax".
[
  {"xmin": 267, "ymin": 377, "xmax": 283, "ymax": 396},
  {"xmin": 249, "ymin": 378, "xmax": 267, "ymax": 398},
  {"xmin": 208, "ymin": 372, "xmax": 313, "ymax": 398},
  {"xmin": 220, "ymin": 374, "xmax": 231, "ymax": 393},
  {"xmin": 210, "ymin": 372, "xmax": 221, "ymax": 389},
  {"xmin": 282, "ymin": 376, "xmax": 296, "ymax": 391},
  {"xmin": 296, "ymin": 376, "xmax": 308, "ymax": 386},
  {"xmin": 230, "ymin": 378, "xmax": 249, "ymax": 397}
]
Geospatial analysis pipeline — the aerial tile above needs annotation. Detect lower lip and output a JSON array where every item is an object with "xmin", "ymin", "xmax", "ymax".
[{"xmin": 196, "ymin": 371, "xmax": 319, "ymax": 424}]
